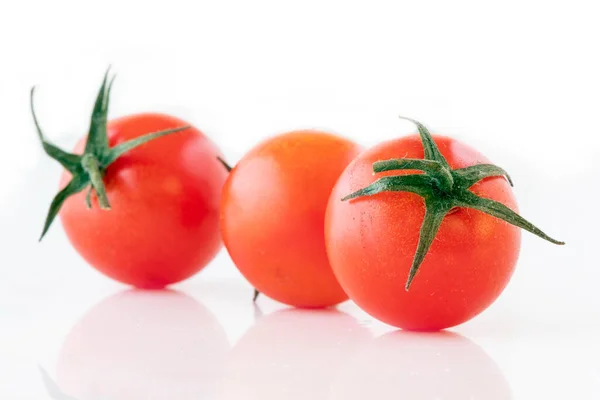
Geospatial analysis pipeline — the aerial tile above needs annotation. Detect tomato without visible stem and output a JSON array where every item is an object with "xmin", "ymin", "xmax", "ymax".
[
  {"xmin": 220, "ymin": 130, "xmax": 362, "ymax": 308},
  {"xmin": 326, "ymin": 134, "xmax": 522, "ymax": 330},
  {"xmin": 60, "ymin": 113, "xmax": 226, "ymax": 288}
]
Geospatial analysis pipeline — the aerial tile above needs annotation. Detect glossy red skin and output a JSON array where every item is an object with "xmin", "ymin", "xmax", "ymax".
[
  {"xmin": 59, "ymin": 113, "xmax": 226, "ymax": 288},
  {"xmin": 220, "ymin": 131, "xmax": 363, "ymax": 308},
  {"xmin": 325, "ymin": 134, "xmax": 521, "ymax": 330}
]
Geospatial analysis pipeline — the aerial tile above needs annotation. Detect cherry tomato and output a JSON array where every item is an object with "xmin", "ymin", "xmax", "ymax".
[
  {"xmin": 33, "ymin": 72, "xmax": 226, "ymax": 288},
  {"xmin": 60, "ymin": 113, "xmax": 226, "ymax": 288},
  {"xmin": 220, "ymin": 130, "xmax": 362, "ymax": 308},
  {"xmin": 325, "ymin": 120, "xmax": 562, "ymax": 330}
]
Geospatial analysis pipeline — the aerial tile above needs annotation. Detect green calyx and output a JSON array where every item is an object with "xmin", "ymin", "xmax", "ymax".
[
  {"xmin": 342, "ymin": 117, "xmax": 565, "ymax": 291},
  {"xmin": 32, "ymin": 68, "xmax": 189, "ymax": 241}
]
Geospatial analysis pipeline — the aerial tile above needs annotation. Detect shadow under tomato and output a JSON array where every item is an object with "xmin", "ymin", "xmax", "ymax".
[
  {"xmin": 218, "ymin": 308, "xmax": 372, "ymax": 400},
  {"xmin": 328, "ymin": 330, "xmax": 512, "ymax": 400},
  {"xmin": 47, "ymin": 289, "xmax": 229, "ymax": 400}
]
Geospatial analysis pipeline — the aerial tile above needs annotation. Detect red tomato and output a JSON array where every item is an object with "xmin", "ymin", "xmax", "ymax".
[
  {"xmin": 326, "ymin": 130, "xmax": 561, "ymax": 330},
  {"xmin": 60, "ymin": 113, "xmax": 226, "ymax": 288},
  {"xmin": 220, "ymin": 130, "xmax": 362, "ymax": 308}
]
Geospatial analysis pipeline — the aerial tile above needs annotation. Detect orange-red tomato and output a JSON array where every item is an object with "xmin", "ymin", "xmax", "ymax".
[
  {"xmin": 60, "ymin": 113, "xmax": 226, "ymax": 288},
  {"xmin": 220, "ymin": 130, "xmax": 362, "ymax": 308},
  {"xmin": 325, "ymin": 135, "xmax": 521, "ymax": 330}
]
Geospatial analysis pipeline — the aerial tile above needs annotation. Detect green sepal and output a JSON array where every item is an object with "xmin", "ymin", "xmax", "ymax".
[
  {"xmin": 84, "ymin": 68, "xmax": 112, "ymax": 157},
  {"xmin": 454, "ymin": 164, "xmax": 513, "ymax": 188},
  {"xmin": 342, "ymin": 175, "xmax": 437, "ymax": 201},
  {"xmin": 34, "ymin": 68, "xmax": 189, "ymax": 240},
  {"xmin": 453, "ymin": 190, "xmax": 564, "ymax": 245},
  {"xmin": 373, "ymin": 158, "xmax": 454, "ymax": 193},
  {"xmin": 373, "ymin": 158, "xmax": 444, "ymax": 174},
  {"xmin": 30, "ymin": 87, "xmax": 83, "ymax": 175},
  {"xmin": 39, "ymin": 175, "xmax": 89, "ymax": 241},
  {"xmin": 103, "ymin": 126, "xmax": 190, "ymax": 165},
  {"xmin": 399, "ymin": 116, "xmax": 450, "ymax": 167},
  {"xmin": 343, "ymin": 117, "xmax": 564, "ymax": 290},
  {"xmin": 405, "ymin": 199, "xmax": 451, "ymax": 290}
]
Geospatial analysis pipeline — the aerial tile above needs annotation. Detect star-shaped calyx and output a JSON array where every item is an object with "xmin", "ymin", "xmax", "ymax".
[
  {"xmin": 342, "ymin": 117, "xmax": 564, "ymax": 290},
  {"xmin": 32, "ymin": 69, "xmax": 189, "ymax": 240}
]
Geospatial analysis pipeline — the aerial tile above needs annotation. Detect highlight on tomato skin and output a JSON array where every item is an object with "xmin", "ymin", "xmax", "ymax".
[
  {"xmin": 33, "ymin": 70, "xmax": 227, "ymax": 288},
  {"xmin": 324, "ymin": 118, "xmax": 564, "ymax": 331},
  {"xmin": 219, "ymin": 130, "xmax": 363, "ymax": 308}
]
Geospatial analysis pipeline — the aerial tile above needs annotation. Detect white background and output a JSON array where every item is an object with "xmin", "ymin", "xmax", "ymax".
[{"xmin": 1, "ymin": 0, "xmax": 598, "ymax": 398}]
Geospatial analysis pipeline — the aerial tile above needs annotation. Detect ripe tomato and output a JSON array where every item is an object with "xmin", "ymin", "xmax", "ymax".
[
  {"xmin": 59, "ymin": 113, "xmax": 226, "ymax": 288},
  {"xmin": 325, "ymin": 120, "xmax": 562, "ymax": 330},
  {"xmin": 34, "ymin": 72, "xmax": 226, "ymax": 288},
  {"xmin": 220, "ymin": 130, "xmax": 362, "ymax": 308}
]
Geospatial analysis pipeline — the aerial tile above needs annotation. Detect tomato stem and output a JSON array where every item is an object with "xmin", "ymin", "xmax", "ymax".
[
  {"xmin": 85, "ymin": 187, "xmax": 93, "ymax": 209},
  {"xmin": 343, "ymin": 117, "xmax": 565, "ymax": 290},
  {"xmin": 81, "ymin": 154, "xmax": 111, "ymax": 209},
  {"xmin": 217, "ymin": 156, "xmax": 233, "ymax": 172}
]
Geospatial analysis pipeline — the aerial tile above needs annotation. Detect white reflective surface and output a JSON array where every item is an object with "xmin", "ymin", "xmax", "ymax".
[
  {"xmin": 329, "ymin": 331, "xmax": 511, "ymax": 400},
  {"xmin": 2, "ymin": 275, "xmax": 598, "ymax": 400},
  {"xmin": 43, "ymin": 290, "xmax": 229, "ymax": 400}
]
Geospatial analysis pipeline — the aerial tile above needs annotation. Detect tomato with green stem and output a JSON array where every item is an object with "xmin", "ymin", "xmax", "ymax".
[
  {"xmin": 220, "ymin": 130, "xmax": 362, "ymax": 308},
  {"xmin": 33, "ymin": 70, "xmax": 226, "ymax": 288},
  {"xmin": 325, "ymin": 118, "xmax": 564, "ymax": 330}
]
